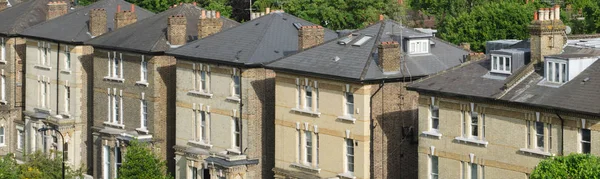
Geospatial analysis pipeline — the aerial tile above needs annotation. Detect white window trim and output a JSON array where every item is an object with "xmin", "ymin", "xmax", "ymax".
[
  {"xmin": 408, "ymin": 39, "xmax": 429, "ymax": 55},
  {"xmin": 580, "ymin": 128, "xmax": 591, "ymax": 154},
  {"xmin": 0, "ymin": 126, "xmax": 5, "ymax": 146},
  {"xmin": 17, "ymin": 128, "xmax": 23, "ymax": 150},
  {"xmin": 103, "ymin": 145, "xmax": 110, "ymax": 179},
  {"xmin": 63, "ymin": 45, "xmax": 71, "ymax": 71},
  {"xmin": 0, "ymin": 74, "xmax": 6, "ymax": 104},
  {"xmin": 455, "ymin": 107, "xmax": 488, "ymax": 146},
  {"xmin": 188, "ymin": 63, "xmax": 213, "ymax": 97},
  {"xmin": 490, "ymin": 54, "xmax": 511, "ymax": 74},
  {"xmin": 0, "ymin": 38, "xmax": 6, "ymax": 63},
  {"xmin": 104, "ymin": 52, "xmax": 125, "ymax": 82},
  {"xmin": 136, "ymin": 93, "xmax": 149, "ymax": 133},
  {"xmin": 342, "ymin": 138, "xmax": 355, "ymax": 177},
  {"xmin": 292, "ymin": 80, "xmax": 321, "ymax": 117},
  {"xmin": 63, "ymin": 85, "xmax": 70, "ymax": 116},
  {"xmin": 104, "ymin": 89, "xmax": 124, "ymax": 128},
  {"xmin": 546, "ymin": 60, "xmax": 568, "ymax": 84},
  {"xmin": 136, "ymin": 55, "xmax": 149, "ymax": 86},
  {"xmin": 429, "ymin": 155, "xmax": 438, "ymax": 179}
]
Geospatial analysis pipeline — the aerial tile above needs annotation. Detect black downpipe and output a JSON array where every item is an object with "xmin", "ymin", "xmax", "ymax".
[
  {"xmin": 56, "ymin": 43, "xmax": 60, "ymax": 115},
  {"xmin": 238, "ymin": 67, "xmax": 244, "ymax": 154},
  {"xmin": 369, "ymin": 80, "xmax": 384, "ymax": 179},
  {"xmin": 555, "ymin": 111, "xmax": 565, "ymax": 156}
]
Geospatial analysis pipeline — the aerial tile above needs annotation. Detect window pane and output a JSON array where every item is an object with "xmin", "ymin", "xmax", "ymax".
[
  {"xmin": 583, "ymin": 143, "xmax": 591, "ymax": 154},
  {"xmin": 471, "ymin": 164, "xmax": 477, "ymax": 179},
  {"xmin": 233, "ymin": 76, "xmax": 240, "ymax": 96},
  {"xmin": 505, "ymin": 57, "xmax": 510, "ymax": 71},
  {"xmin": 431, "ymin": 156, "xmax": 438, "ymax": 174},
  {"xmin": 582, "ymin": 129, "xmax": 591, "ymax": 141},
  {"xmin": 305, "ymin": 86, "xmax": 312, "ymax": 108},
  {"xmin": 492, "ymin": 56, "xmax": 498, "ymax": 70},
  {"xmin": 499, "ymin": 57, "xmax": 504, "ymax": 71},
  {"xmin": 431, "ymin": 106, "xmax": 439, "ymax": 130},
  {"xmin": 306, "ymin": 132, "xmax": 312, "ymax": 163},
  {"xmin": 201, "ymin": 71, "xmax": 206, "ymax": 91},
  {"xmin": 471, "ymin": 112, "xmax": 478, "ymax": 137},
  {"xmin": 555, "ymin": 63, "xmax": 559, "ymax": 82},
  {"xmin": 536, "ymin": 122, "xmax": 544, "ymax": 148},
  {"xmin": 561, "ymin": 63, "xmax": 567, "ymax": 82},
  {"xmin": 547, "ymin": 62, "xmax": 553, "ymax": 82},
  {"xmin": 346, "ymin": 93, "xmax": 354, "ymax": 115}
]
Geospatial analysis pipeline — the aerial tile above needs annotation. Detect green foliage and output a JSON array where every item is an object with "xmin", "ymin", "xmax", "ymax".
[
  {"xmin": 437, "ymin": 2, "xmax": 537, "ymax": 52},
  {"xmin": 252, "ymin": 0, "xmax": 402, "ymax": 30},
  {"xmin": 118, "ymin": 140, "xmax": 172, "ymax": 179},
  {"xmin": 18, "ymin": 151, "xmax": 84, "ymax": 179},
  {"xmin": 0, "ymin": 155, "xmax": 18, "ymax": 179},
  {"xmin": 531, "ymin": 153, "xmax": 600, "ymax": 179}
]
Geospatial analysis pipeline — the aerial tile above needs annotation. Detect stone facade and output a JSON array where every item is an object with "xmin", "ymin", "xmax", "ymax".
[
  {"xmin": 416, "ymin": 94, "xmax": 599, "ymax": 179},
  {"xmin": 114, "ymin": 7, "xmax": 137, "ymax": 30},
  {"xmin": 23, "ymin": 39, "xmax": 92, "ymax": 171},
  {"xmin": 377, "ymin": 41, "xmax": 401, "ymax": 73},
  {"xmin": 197, "ymin": 11, "xmax": 223, "ymax": 39},
  {"xmin": 90, "ymin": 49, "xmax": 175, "ymax": 178},
  {"xmin": 298, "ymin": 26, "xmax": 324, "ymax": 51},
  {"xmin": 272, "ymin": 73, "xmax": 418, "ymax": 179},
  {"xmin": 529, "ymin": 9, "xmax": 566, "ymax": 63},
  {"xmin": 0, "ymin": 37, "xmax": 26, "ymax": 160},
  {"xmin": 47, "ymin": 1, "xmax": 68, "ymax": 20},
  {"xmin": 174, "ymin": 60, "xmax": 274, "ymax": 179},
  {"xmin": 168, "ymin": 15, "xmax": 187, "ymax": 46}
]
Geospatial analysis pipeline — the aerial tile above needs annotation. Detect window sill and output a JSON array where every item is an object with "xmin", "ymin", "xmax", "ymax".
[
  {"xmin": 337, "ymin": 172, "xmax": 356, "ymax": 179},
  {"xmin": 60, "ymin": 70, "xmax": 71, "ymax": 74},
  {"xmin": 421, "ymin": 130, "xmax": 442, "ymax": 139},
  {"xmin": 0, "ymin": 144, "xmax": 6, "ymax": 148},
  {"xmin": 490, "ymin": 70, "xmax": 511, "ymax": 75},
  {"xmin": 0, "ymin": 60, "xmax": 6, "ymax": 64},
  {"xmin": 519, "ymin": 148, "xmax": 553, "ymax": 157},
  {"xmin": 0, "ymin": 100, "xmax": 7, "ymax": 105},
  {"xmin": 291, "ymin": 108, "xmax": 321, "ymax": 117},
  {"xmin": 337, "ymin": 115, "xmax": 356, "ymax": 123},
  {"xmin": 103, "ymin": 76, "xmax": 125, "ymax": 83},
  {"xmin": 103, "ymin": 122, "xmax": 125, "ymax": 129},
  {"xmin": 454, "ymin": 137, "xmax": 488, "ymax": 147},
  {"xmin": 34, "ymin": 65, "xmax": 52, "ymax": 70},
  {"xmin": 135, "ymin": 81, "xmax": 149, "ymax": 86},
  {"xmin": 59, "ymin": 113, "xmax": 71, "ymax": 119},
  {"xmin": 291, "ymin": 163, "xmax": 321, "ymax": 173},
  {"xmin": 226, "ymin": 96, "xmax": 241, "ymax": 103},
  {"xmin": 34, "ymin": 108, "xmax": 51, "ymax": 114},
  {"xmin": 188, "ymin": 91, "xmax": 213, "ymax": 98},
  {"xmin": 135, "ymin": 128, "xmax": 149, "ymax": 134},
  {"xmin": 227, "ymin": 148, "xmax": 241, "ymax": 155},
  {"xmin": 188, "ymin": 140, "xmax": 213, "ymax": 149}
]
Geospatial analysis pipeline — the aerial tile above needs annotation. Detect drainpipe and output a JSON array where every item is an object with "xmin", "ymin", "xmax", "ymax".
[
  {"xmin": 369, "ymin": 80, "xmax": 384, "ymax": 179},
  {"xmin": 238, "ymin": 67, "xmax": 244, "ymax": 155},
  {"xmin": 56, "ymin": 43, "xmax": 60, "ymax": 115},
  {"xmin": 554, "ymin": 110, "xmax": 565, "ymax": 156}
]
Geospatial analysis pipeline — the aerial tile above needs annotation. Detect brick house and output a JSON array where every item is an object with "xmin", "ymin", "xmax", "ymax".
[
  {"xmin": 407, "ymin": 6, "xmax": 600, "ymax": 179},
  {"xmin": 266, "ymin": 18, "xmax": 469, "ymax": 179},
  {"xmin": 19, "ymin": 0, "xmax": 154, "ymax": 175},
  {"xmin": 85, "ymin": 3, "xmax": 238, "ymax": 178},
  {"xmin": 166, "ymin": 10, "xmax": 336, "ymax": 179}
]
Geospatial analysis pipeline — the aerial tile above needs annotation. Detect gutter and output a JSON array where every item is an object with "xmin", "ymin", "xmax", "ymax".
[
  {"xmin": 369, "ymin": 80, "xmax": 384, "ymax": 179},
  {"xmin": 554, "ymin": 111, "xmax": 565, "ymax": 156},
  {"xmin": 238, "ymin": 67, "xmax": 244, "ymax": 155}
]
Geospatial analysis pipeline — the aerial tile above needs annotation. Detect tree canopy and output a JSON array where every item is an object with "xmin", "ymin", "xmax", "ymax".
[
  {"xmin": 0, "ymin": 152, "xmax": 83, "ymax": 179},
  {"xmin": 531, "ymin": 153, "xmax": 600, "ymax": 179},
  {"xmin": 118, "ymin": 140, "xmax": 172, "ymax": 179}
]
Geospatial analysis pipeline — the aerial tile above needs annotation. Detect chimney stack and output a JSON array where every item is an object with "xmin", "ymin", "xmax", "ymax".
[
  {"xmin": 554, "ymin": 5, "xmax": 560, "ymax": 20},
  {"xmin": 89, "ymin": 8, "xmax": 107, "ymax": 37},
  {"xmin": 378, "ymin": 41, "xmax": 401, "ymax": 72},
  {"xmin": 114, "ymin": 4, "xmax": 137, "ymax": 29},
  {"xmin": 198, "ymin": 10, "xmax": 223, "ymax": 39},
  {"xmin": 266, "ymin": 8, "xmax": 270, "ymax": 14},
  {"xmin": 529, "ymin": 6, "xmax": 566, "ymax": 62},
  {"xmin": 47, "ymin": 1, "xmax": 68, "ymax": 20},
  {"xmin": 0, "ymin": 0, "xmax": 8, "ymax": 12},
  {"xmin": 168, "ymin": 15, "xmax": 187, "ymax": 46},
  {"xmin": 459, "ymin": 43, "xmax": 471, "ymax": 51},
  {"xmin": 298, "ymin": 25, "xmax": 324, "ymax": 51}
]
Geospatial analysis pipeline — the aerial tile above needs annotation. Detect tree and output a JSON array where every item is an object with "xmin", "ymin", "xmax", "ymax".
[
  {"xmin": 0, "ymin": 155, "xmax": 18, "ymax": 179},
  {"xmin": 531, "ymin": 153, "xmax": 600, "ymax": 179},
  {"xmin": 118, "ymin": 140, "xmax": 172, "ymax": 179},
  {"xmin": 18, "ymin": 151, "xmax": 84, "ymax": 179}
]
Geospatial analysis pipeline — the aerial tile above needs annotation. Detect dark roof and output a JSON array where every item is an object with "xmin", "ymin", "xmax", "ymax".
[
  {"xmin": 546, "ymin": 53, "xmax": 598, "ymax": 59},
  {"xmin": 267, "ymin": 19, "xmax": 469, "ymax": 82},
  {"xmin": 0, "ymin": 0, "xmax": 60, "ymax": 36},
  {"xmin": 19, "ymin": 0, "xmax": 154, "ymax": 44},
  {"xmin": 6, "ymin": 0, "xmax": 20, "ymax": 8},
  {"xmin": 86, "ymin": 4, "xmax": 239, "ymax": 54},
  {"xmin": 409, "ymin": 43, "xmax": 600, "ymax": 116},
  {"xmin": 166, "ymin": 12, "xmax": 337, "ymax": 66}
]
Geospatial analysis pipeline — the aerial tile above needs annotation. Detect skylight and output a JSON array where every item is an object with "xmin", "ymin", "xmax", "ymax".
[
  {"xmin": 338, "ymin": 34, "xmax": 358, "ymax": 45},
  {"xmin": 352, "ymin": 36, "xmax": 372, "ymax": 47}
]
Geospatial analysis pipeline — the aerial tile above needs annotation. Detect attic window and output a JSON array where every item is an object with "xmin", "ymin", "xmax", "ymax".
[
  {"xmin": 546, "ymin": 60, "xmax": 567, "ymax": 84},
  {"xmin": 338, "ymin": 34, "xmax": 358, "ymax": 45},
  {"xmin": 491, "ymin": 55, "xmax": 511, "ymax": 74},
  {"xmin": 352, "ymin": 36, "xmax": 372, "ymax": 46},
  {"xmin": 408, "ymin": 39, "xmax": 429, "ymax": 54}
]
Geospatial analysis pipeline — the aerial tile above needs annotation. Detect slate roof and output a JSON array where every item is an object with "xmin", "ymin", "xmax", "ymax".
[
  {"xmin": 86, "ymin": 3, "xmax": 239, "ymax": 54},
  {"xmin": 408, "ymin": 39, "xmax": 600, "ymax": 116},
  {"xmin": 0, "ymin": 0, "xmax": 60, "ymax": 36},
  {"xmin": 19, "ymin": 0, "xmax": 154, "ymax": 44},
  {"xmin": 166, "ymin": 12, "xmax": 337, "ymax": 66},
  {"xmin": 266, "ymin": 19, "xmax": 469, "ymax": 82}
]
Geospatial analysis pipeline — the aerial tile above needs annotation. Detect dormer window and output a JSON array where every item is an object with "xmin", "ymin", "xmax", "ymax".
[
  {"xmin": 491, "ymin": 55, "xmax": 511, "ymax": 74},
  {"xmin": 408, "ymin": 39, "xmax": 429, "ymax": 54},
  {"xmin": 546, "ymin": 60, "xmax": 567, "ymax": 83}
]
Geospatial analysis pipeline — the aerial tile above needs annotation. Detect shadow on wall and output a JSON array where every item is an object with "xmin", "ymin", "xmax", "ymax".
[
  {"xmin": 248, "ymin": 69, "xmax": 276, "ymax": 179},
  {"xmin": 156, "ymin": 59, "xmax": 177, "ymax": 177},
  {"xmin": 79, "ymin": 46, "xmax": 94, "ymax": 175}
]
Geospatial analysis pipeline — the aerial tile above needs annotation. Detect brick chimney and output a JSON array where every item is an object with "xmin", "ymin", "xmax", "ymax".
[
  {"xmin": 529, "ymin": 5, "xmax": 565, "ymax": 62},
  {"xmin": 168, "ymin": 14, "xmax": 187, "ymax": 46},
  {"xmin": 298, "ymin": 25, "xmax": 324, "ymax": 51},
  {"xmin": 47, "ymin": 1, "xmax": 68, "ymax": 20},
  {"xmin": 0, "ymin": 0, "xmax": 8, "ymax": 12},
  {"xmin": 114, "ymin": 4, "xmax": 137, "ymax": 29},
  {"xmin": 198, "ymin": 10, "xmax": 223, "ymax": 39},
  {"xmin": 378, "ymin": 41, "xmax": 401, "ymax": 73},
  {"xmin": 89, "ymin": 8, "xmax": 107, "ymax": 37}
]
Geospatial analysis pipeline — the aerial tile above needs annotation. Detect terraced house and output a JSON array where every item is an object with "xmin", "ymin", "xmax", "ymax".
[
  {"xmin": 19, "ymin": 0, "xmax": 154, "ymax": 175},
  {"xmin": 86, "ymin": 3, "xmax": 238, "ymax": 178},
  {"xmin": 0, "ymin": 0, "xmax": 70, "ymax": 162},
  {"xmin": 408, "ymin": 6, "xmax": 600, "ymax": 179},
  {"xmin": 167, "ymin": 10, "xmax": 335, "ymax": 179},
  {"xmin": 266, "ymin": 18, "xmax": 470, "ymax": 179}
]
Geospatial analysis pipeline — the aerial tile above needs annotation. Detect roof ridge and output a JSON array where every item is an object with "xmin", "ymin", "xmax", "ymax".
[
  {"xmin": 359, "ymin": 21, "xmax": 385, "ymax": 80},
  {"xmin": 244, "ymin": 14, "xmax": 276, "ymax": 64}
]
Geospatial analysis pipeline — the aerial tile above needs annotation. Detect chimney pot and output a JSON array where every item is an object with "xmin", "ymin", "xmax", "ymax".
[
  {"xmin": 201, "ymin": 10, "xmax": 206, "ymax": 19},
  {"xmin": 117, "ymin": 4, "xmax": 121, "ymax": 12},
  {"xmin": 459, "ymin": 43, "xmax": 471, "ymax": 51},
  {"xmin": 534, "ymin": 11, "xmax": 538, "ymax": 21},
  {"xmin": 198, "ymin": 10, "xmax": 224, "ymax": 39},
  {"xmin": 555, "ymin": 5, "xmax": 561, "ymax": 20},
  {"xmin": 216, "ymin": 11, "xmax": 220, "ymax": 18},
  {"xmin": 193, "ymin": 2, "xmax": 197, "ymax": 6},
  {"xmin": 266, "ymin": 8, "xmax": 271, "ymax": 14},
  {"xmin": 114, "ymin": 6, "xmax": 138, "ymax": 29},
  {"xmin": 298, "ymin": 25, "xmax": 325, "ymax": 51},
  {"xmin": 379, "ymin": 14, "xmax": 384, "ymax": 21},
  {"xmin": 378, "ymin": 41, "xmax": 401, "ymax": 72},
  {"xmin": 168, "ymin": 14, "xmax": 187, "ymax": 46},
  {"xmin": 131, "ymin": 4, "xmax": 135, "ymax": 12}
]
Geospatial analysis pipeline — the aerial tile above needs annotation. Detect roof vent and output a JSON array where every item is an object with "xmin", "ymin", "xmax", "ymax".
[
  {"xmin": 338, "ymin": 33, "xmax": 358, "ymax": 45},
  {"xmin": 583, "ymin": 77, "xmax": 590, "ymax": 82},
  {"xmin": 352, "ymin": 35, "xmax": 373, "ymax": 46},
  {"xmin": 333, "ymin": 56, "xmax": 341, "ymax": 62}
]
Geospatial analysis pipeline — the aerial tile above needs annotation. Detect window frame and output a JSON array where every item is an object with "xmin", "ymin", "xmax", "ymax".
[
  {"xmin": 546, "ymin": 60, "xmax": 568, "ymax": 83},
  {"xmin": 535, "ymin": 121, "xmax": 545, "ymax": 150},
  {"xmin": 581, "ymin": 128, "xmax": 591, "ymax": 154},
  {"xmin": 64, "ymin": 45, "xmax": 71, "ymax": 70},
  {"xmin": 430, "ymin": 104, "xmax": 439, "ymax": 131},
  {"xmin": 233, "ymin": 117, "xmax": 241, "ymax": 149},
  {"xmin": 140, "ymin": 99, "xmax": 147, "ymax": 129},
  {"xmin": 1, "ymin": 75, "xmax": 5, "ymax": 102},
  {"xmin": 233, "ymin": 75, "xmax": 241, "ymax": 98},
  {"xmin": 345, "ymin": 138, "xmax": 354, "ymax": 174},
  {"xmin": 17, "ymin": 129, "xmax": 23, "ymax": 150},
  {"xmin": 64, "ymin": 86, "xmax": 70, "ymax": 114},
  {"xmin": 471, "ymin": 112, "xmax": 479, "ymax": 138},
  {"xmin": 0, "ymin": 38, "xmax": 5, "ymax": 62},
  {"xmin": 430, "ymin": 155, "xmax": 438, "ymax": 179},
  {"xmin": 305, "ymin": 131, "xmax": 312, "ymax": 164},
  {"xmin": 490, "ymin": 54, "xmax": 512, "ymax": 74},
  {"xmin": 140, "ymin": 56, "xmax": 148, "ymax": 82},
  {"xmin": 0, "ymin": 127, "xmax": 5, "ymax": 146},
  {"xmin": 305, "ymin": 86, "xmax": 312, "ymax": 110},
  {"xmin": 345, "ymin": 92, "xmax": 354, "ymax": 116}
]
